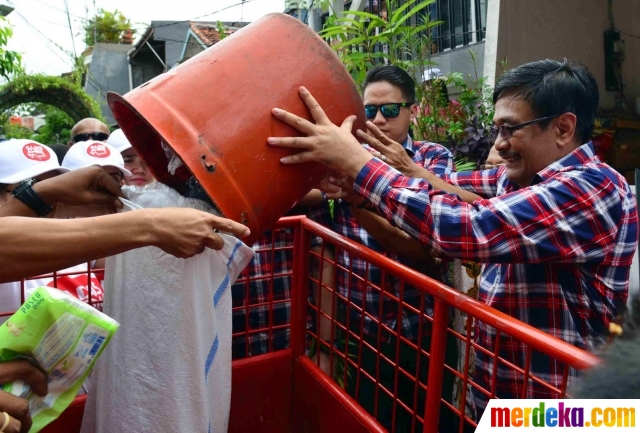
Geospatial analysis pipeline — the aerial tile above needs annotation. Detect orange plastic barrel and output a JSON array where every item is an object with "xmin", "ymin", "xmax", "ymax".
[{"xmin": 108, "ymin": 13, "xmax": 365, "ymax": 244}]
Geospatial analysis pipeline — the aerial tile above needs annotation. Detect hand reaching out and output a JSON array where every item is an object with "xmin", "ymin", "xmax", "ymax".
[
  {"xmin": 267, "ymin": 87, "xmax": 373, "ymax": 178},
  {"xmin": 356, "ymin": 122, "xmax": 419, "ymax": 177}
]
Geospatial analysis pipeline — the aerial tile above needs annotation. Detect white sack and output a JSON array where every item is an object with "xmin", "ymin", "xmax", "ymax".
[{"xmin": 81, "ymin": 190, "xmax": 253, "ymax": 433}]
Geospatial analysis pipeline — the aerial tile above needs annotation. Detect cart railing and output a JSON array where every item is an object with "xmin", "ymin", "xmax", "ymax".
[
  {"xmin": 8, "ymin": 216, "xmax": 602, "ymax": 433},
  {"xmin": 232, "ymin": 216, "xmax": 601, "ymax": 432},
  {"xmin": 0, "ymin": 264, "xmax": 104, "ymax": 320}
]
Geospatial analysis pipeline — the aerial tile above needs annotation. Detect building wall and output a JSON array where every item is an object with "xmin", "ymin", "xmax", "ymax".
[
  {"xmin": 431, "ymin": 42, "xmax": 485, "ymax": 80},
  {"xmin": 153, "ymin": 21, "xmax": 191, "ymax": 69},
  {"xmin": 131, "ymin": 50, "xmax": 165, "ymax": 89},
  {"xmin": 84, "ymin": 43, "xmax": 133, "ymax": 125},
  {"xmin": 182, "ymin": 34, "xmax": 205, "ymax": 62},
  {"xmin": 493, "ymin": 0, "xmax": 640, "ymax": 109}
]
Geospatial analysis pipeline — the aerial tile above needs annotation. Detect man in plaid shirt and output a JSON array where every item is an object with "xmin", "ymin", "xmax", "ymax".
[
  {"xmin": 310, "ymin": 65, "xmax": 454, "ymax": 340},
  {"xmin": 308, "ymin": 65, "xmax": 456, "ymax": 431},
  {"xmin": 268, "ymin": 59, "xmax": 638, "ymax": 420}
]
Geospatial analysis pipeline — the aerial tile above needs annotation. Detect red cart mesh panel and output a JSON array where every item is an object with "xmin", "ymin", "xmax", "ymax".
[{"xmin": 11, "ymin": 216, "xmax": 601, "ymax": 433}]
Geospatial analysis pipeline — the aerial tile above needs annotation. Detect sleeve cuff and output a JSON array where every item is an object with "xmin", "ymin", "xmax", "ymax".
[{"xmin": 353, "ymin": 158, "xmax": 403, "ymax": 207}]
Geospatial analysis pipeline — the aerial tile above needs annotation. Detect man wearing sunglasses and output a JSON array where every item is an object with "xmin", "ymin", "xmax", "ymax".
[
  {"xmin": 307, "ymin": 65, "xmax": 456, "ymax": 432},
  {"xmin": 68, "ymin": 118, "xmax": 110, "ymax": 147},
  {"xmin": 268, "ymin": 59, "xmax": 638, "ymax": 424}
]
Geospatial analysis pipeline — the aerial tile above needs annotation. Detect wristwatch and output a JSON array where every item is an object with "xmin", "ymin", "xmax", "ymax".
[{"xmin": 11, "ymin": 179, "xmax": 53, "ymax": 217}]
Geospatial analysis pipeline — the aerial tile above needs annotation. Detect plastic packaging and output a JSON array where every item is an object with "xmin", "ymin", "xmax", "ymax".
[
  {"xmin": 122, "ymin": 181, "xmax": 221, "ymax": 216},
  {"xmin": 161, "ymin": 140, "xmax": 184, "ymax": 175},
  {"xmin": 0, "ymin": 287, "xmax": 119, "ymax": 432}
]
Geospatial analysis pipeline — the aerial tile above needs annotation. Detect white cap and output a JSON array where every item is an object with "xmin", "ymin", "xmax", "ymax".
[
  {"xmin": 106, "ymin": 128, "xmax": 132, "ymax": 153},
  {"xmin": 423, "ymin": 68, "xmax": 443, "ymax": 81},
  {"xmin": 62, "ymin": 140, "xmax": 131, "ymax": 176},
  {"xmin": 0, "ymin": 139, "xmax": 70, "ymax": 184}
]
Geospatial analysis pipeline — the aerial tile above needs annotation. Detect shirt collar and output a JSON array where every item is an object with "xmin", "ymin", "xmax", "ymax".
[
  {"xmin": 531, "ymin": 142, "xmax": 598, "ymax": 185},
  {"xmin": 402, "ymin": 136, "xmax": 416, "ymax": 158}
]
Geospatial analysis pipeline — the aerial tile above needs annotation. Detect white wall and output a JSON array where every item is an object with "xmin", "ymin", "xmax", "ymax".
[{"xmin": 493, "ymin": 0, "xmax": 640, "ymax": 109}]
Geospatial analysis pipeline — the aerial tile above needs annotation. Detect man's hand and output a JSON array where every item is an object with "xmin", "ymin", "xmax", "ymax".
[
  {"xmin": 0, "ymin": 359, "xmax": 47, "ymax": 433},
  {"xmin": 267, "ymin": 87, "xmax": 373, "ymax": 178},
  {"xmin": 34, "ymin": 166, "xmax": 124, "ymax": 211},
  {"xmin": 357, "ymin": 122, "xmax": 420, "ymax": 177},
  {"xmin": 147, "ymin": 208, "xmax": 250, "ymax": 258},
  {"xmin": 319, "ymin": 173, "xmax": 364, "ymax": 205}
]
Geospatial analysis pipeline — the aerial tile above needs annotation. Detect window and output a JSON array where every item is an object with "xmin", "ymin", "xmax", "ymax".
[{"xmin": 430, "ymin": 0, "xmax": 487, "ymax": 52}]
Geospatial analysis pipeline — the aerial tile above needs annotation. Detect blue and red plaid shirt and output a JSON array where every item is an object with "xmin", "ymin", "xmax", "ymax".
[
  {"xmin": 232, "ymin": 204, "xmax": 332, "ymax": 359},
  {"xmin": 310, "ymin": 138, "xmax": 454, "ymax": 341},
  {"xmin": 353, "ymin": 142, "xmax": 638, "ymax": 412},
  {"xmin": 231, "ymin": 227, "xmax": 294, "ymax": 359}
]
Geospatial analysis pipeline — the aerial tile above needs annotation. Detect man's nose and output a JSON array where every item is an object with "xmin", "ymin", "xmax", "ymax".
[
  {"xmin": 372, "ymin": 110, "xmax": 386, "ymax": 125},
  {"xmin": 493, "ymin": 135, "xmax": 509, "ymax": 152}
]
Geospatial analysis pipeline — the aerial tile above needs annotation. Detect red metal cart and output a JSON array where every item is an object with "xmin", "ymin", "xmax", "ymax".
[{"xmin": 9, "ymin": 217, "xmax": 599, "ymax": 433}]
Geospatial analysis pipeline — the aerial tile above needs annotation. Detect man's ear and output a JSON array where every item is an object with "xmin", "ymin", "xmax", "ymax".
[
  {"xmin": 410, "ymin": 104, "xmax": 419, "ymax": 122},
  {"xmin": 555, "ymin": 112, "xmax": 578, "ymax": 148}
]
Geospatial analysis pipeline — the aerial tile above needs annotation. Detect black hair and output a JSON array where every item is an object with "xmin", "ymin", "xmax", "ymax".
[
  {"xmin": 363, "ymin": 65, "xmax": 416, "ymax": 103},
  {"xmin": 493, "ymin": 58, "xmax": 599, "ymax": 144}
]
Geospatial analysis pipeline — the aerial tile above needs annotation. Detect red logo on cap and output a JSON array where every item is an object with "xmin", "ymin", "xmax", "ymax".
[
  {"xmin": 22, "ymin": 144, "xmax": 51, "ymax": 161},
  {"xmin": 87, "ymin": 143, "xmax": 110, "ymax": 158}
]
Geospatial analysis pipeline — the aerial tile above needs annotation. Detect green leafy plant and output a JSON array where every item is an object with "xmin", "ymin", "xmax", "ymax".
[
  {"xmin": 413, "ymin": 73, "xmax": 466, "ymax": 144},
  {"xmin": 319, "ymin": 0, "xmax": 441, "ymax": 89},
  {"xmin": 0, "ymin": 16, "xmax": 23, "ymax": 81},
  {"xmin": 2, "ymin": 121, "xmax": 33, "ymax": 139},
  {"xmin": 216, "ymin": 21, "xmax": 229, "ymax": 41},
  {"xmin": 0, "ymin": 74, "xmax": 104, "ymax": 141},
  {"xmin": 84, "ymin": 9, "xmax": 136, "ymax": 46},
  {"xmin": 414, "ymin": 50, "xmax": 495, "ymax": 167},
  {"xmin": 32, "ymin": 105, "xmax": 75, "ymax": 144},
  {"xmin": 453, "ymin": 154, "xmax": 477, "ymax": 172},
  {"xmin": 3, "ymin": 74, "xmax": 104, "ymax": 122}
]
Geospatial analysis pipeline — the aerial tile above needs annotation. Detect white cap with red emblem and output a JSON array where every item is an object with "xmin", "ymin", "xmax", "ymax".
[
  {"xmin": 62, "ymin": 140, "xmax": 132, "ymax": 176},
  {"xmin": 105, "ymin": 128, "xmax": 132, "ymax": 153},
  {"xmin": 0, "ymin": 139, "xmax": 70, "ymax": 184}
]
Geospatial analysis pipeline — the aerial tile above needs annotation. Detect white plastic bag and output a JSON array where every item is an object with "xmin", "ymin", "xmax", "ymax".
[
  {"xmin": 161, "ymin": 140, "xmax": 184, "ymax": 175},
  {"xmin": 81, "ymin": 185, "xmax": 253, "ymax": 433},
  {"xmin": 121, "ymin": 181, "xmax": 221, "ymax": 216}
]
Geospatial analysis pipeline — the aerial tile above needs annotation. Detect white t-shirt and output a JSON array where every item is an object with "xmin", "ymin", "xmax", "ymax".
[{"xmin": 0, "ymin": 263, "xmax": 104, "ymax": 317}]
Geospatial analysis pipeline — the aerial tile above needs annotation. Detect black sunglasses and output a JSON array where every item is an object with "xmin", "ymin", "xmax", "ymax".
[
  {"xmin": 364, "ymin": 103, "xmax": 412, "ymax": 120},
  {"xmin": 489, "ymin": 115, "xmax": 560, "ymax": 141},
  {"xmin": 72, "ymin": 132, "xmax": 110, "ymax": 143}
]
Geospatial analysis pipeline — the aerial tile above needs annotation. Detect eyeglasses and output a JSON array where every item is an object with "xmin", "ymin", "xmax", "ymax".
[
  {"xmin": 489, "ymin": 115, "xmax": 560, "ymax": 141},
  {"xmin": 364, "ymin": 103, "xmax": 412, "ymax": 120},
  {"xmin": 72, "ymin": 132, "xmax": 110, "ymax": 143}
]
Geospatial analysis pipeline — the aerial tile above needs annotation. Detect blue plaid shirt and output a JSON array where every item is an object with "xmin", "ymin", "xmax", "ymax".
[
  {"xmin": 353, "ymin": 142, "xmax": 638, "ymax": 412},
  {"xmin": 232, "ymin": 204, "xmax": 332, "ymax": 358},
  {"xmin": 231, "ymin": 227, "xmax": 294, "ymax": 358},
  {"xmin": 309, "ymin": 138, "xmax": 454, "ymax": 341}
]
